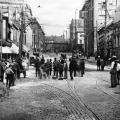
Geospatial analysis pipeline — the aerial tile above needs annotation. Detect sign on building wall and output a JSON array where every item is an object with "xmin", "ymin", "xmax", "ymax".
[
  {"xmin": 77, "ymin": 33, "xmax": 84, "ymax": 45},
  {"xmin": 3, "ymin": 19, "xmax": 6, "ymax": 40},
  {"xmin": 0, "ymin": 0, "xmax": 24, "ymax": 5}
]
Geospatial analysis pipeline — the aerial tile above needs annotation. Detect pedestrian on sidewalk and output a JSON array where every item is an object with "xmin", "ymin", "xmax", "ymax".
[
  {"xmin": 34, "ymin": 56, "xmax": 40, "ymax": 77},
  {"xmin": 0, "ymin": 60, "xmax": 5, "ymax": 82},
  {"xmin": 110, "ymin": 58, "xmax": 117, "ymax": 88},
  {"xmin": 101, "ymin": 59, "xmax": 105, "ymax": 71},
  {"xmin": 116, "ymin": 60, "xmax": 120, "ymax": 85},
  {"xmin": 96, "ymin": 56, "xmax": 101, "ymax": 71},
  {"xmin": 5, "ymin": 65, "xmax": 14, "ymax": 88}
]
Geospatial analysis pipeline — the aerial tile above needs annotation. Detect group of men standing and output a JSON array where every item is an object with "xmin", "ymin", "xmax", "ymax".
[
  {"xmin": 34, "ymin": 55, "xmax": 68, "ymax": 79},
  {"xmin": 96, "ymin": 56, "xmax": 105, "ymax": 71},
  {"xmin": 34, "ymin": 54, "xmax": 85, "ymax": 80}
]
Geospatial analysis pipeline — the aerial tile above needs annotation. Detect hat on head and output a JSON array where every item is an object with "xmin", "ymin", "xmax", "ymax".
[{"xmin": 112, "ymin": 55, "xmax": 116, "ymax": 58}]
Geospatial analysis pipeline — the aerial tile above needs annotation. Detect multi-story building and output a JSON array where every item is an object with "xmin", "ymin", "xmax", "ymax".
[
  {"xmin": 112, "ymin": 5, "xmax": 120, "ymax": 60},
  {"xmin": 81, "ymin": 0, "xmax": 94, "ymax": 56},
  {"xmin": 81, "ymin": 0, "xmax": 120, "ymax": 57},
  {"xmin": 0, "ymin": 1, "xmax": 45, "ymax": 58},
  {"xmin": 31, "ymin": 18, "xmax": 45, "ymax": 56},
  {"xmin": 45, "ymin": 36, "xmax": 68, "ymax": 52}
]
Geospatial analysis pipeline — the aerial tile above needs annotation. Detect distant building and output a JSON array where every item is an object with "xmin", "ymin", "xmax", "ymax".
[
  {"xmin": 45, "ymin": 36, "xmax": 69, "ymax": 52},
  {"xmin": 69, "ymin": 18, "xmax": 84, "ymax": 52}
]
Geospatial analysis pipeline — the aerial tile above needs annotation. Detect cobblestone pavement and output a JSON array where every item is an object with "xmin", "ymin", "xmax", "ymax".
[
  {"xmin": 0, "ymin": 80, "xmax": 99, "ymax": 120},
  {"xmin": 0, "ymin": 63, "xmax": 120, "ymax": 120}
]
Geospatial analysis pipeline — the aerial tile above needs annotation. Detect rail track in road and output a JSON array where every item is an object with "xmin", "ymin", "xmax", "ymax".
[
  {"xmin": 66, "ymin": 77, "xmax": 120, "ymax": 120},
  {"xmin": 40, "ymin": 83, "xmax": 102, "ymax": 120},
  {"xmin": 96, "ymin": 79, "xmax": 120, "ymax": 103}
]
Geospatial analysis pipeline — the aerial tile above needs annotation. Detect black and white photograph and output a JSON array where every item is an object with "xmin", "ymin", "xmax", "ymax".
[{"xmin": 0, "ymin": 0, "xmax": 120, "ymax": 120}]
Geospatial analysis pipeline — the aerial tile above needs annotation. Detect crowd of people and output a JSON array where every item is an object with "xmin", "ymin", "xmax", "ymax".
[
  {"xmin": 34, "ymin": 54, "xmax": 85, "ymax": 80},
  {"xmin": 0, "ymin": 57, "xmax": 29, "ymax": 88}
]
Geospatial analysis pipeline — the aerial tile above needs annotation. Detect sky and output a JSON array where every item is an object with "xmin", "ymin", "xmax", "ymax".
[{"xmin": 26, "ymin": 0, "xmax": 85, "ymax": 36}]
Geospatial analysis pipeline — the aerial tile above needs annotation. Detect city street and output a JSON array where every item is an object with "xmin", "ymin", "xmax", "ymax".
[
  {"xmin": 0, "ymin": 60, "xmax": 120, "ymax": 120},
  {"xmin": 1, "ymin": 0, "xmax": 120, "ymax": 120}
]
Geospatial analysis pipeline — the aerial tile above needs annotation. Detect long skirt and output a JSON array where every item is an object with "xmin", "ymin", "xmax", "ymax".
[{"xmin": 111, "ymin": 73, "xmax": 117, "ymax": 87}]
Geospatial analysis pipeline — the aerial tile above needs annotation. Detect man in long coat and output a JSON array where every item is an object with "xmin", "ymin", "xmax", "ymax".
[
  {"xmin": 69, "ymin": 57, "xmax": 77, "ymax": 80},
  {"xmin": 80, "ymin": 58, "xmax": 85, "ymax": 77}
]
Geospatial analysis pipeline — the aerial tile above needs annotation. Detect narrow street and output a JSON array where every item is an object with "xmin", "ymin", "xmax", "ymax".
[{"xmin": 0, "ymin": 61, "xmax": 120, "ymax": 120}]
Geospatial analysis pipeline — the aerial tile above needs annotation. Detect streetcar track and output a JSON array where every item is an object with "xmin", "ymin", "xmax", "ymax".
[
  {"xmin": 65, "ymin": 76, "xmax": 120, "ymax": 120},
  {"xmin": 96, "ymin": 80, "xmax": 120, "ymax": 103},
  {"xmin": 40, "ymin": 84, "xmax": 91, "ymax": 120},
  {"xmin": 34, "ymin": 85, "xmax": 83, "ymax": 119},
  {"xmin": 30, "ymin": 85, "xmax": 80, "ymax": 119},
  {"xmin": 39, "ymin": 83, "xmax": 101, "ymax": 120},
  {"xmin": 65, "ymin": 79, "xmax": 102, "ymax": 120}
]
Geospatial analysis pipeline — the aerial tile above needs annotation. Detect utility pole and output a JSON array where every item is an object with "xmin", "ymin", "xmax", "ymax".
[
  {"xmin": 104, "ymin": 0, "xmax": 107, "ymax": 58},
  {"xmin": 104, "ymin": 0, "xmax": 107, "ymax": 30},
  {"xmin": 19, "ymin": 5, "xmax": 24, "ymax": 58},
  {"xmin": 0, "ymin": 6, "xmax": 3, "ymax": 61}
]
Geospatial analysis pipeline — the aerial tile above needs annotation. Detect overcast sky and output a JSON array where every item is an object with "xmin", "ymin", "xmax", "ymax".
[{"xmin": 27, "ymin": 0, "xmax": 85, "ymax": 36}]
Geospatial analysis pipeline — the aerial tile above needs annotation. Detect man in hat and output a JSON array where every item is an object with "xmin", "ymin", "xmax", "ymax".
[{"xmin": 110, "ymin": 57, "xmax": 118, "ymax": 87}]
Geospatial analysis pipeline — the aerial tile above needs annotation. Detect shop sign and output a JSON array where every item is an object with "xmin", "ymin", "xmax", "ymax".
[{"xmin": 0, "ymin": 0, "xmax": 24, "ymax": 5}]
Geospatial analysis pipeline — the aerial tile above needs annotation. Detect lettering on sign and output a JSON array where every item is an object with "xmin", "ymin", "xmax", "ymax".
[{"xmin": 0, "ymin": 0, "xmax": 24, "ymax": 5}]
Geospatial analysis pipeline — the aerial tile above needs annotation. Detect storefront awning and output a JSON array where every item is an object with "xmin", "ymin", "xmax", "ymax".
[
  {"xmin": 10, "ymin": 43, "xmax": 19, "ymax": 54},
  {"xmin": 2, "ymin": 43, "xmax": 19, "ymax": 54},
  {"xmin": 23, "ymin": 45, "xmax": 29, "ymax": 52},
  {"xmin": 2, "ymin": 46, "xmax": 12, "ymax": 53}
]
